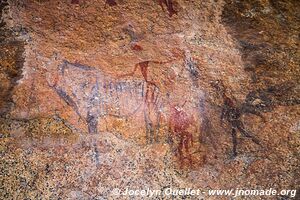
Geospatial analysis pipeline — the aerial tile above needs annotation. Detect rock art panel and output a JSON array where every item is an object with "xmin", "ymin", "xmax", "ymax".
[
  {"xmin": 1, "ymin": 0, "xmax": 299, "ymax": 198},
  {"xmin": 44, "ymin": 59, "xmax": 206, "ymax": 167}
]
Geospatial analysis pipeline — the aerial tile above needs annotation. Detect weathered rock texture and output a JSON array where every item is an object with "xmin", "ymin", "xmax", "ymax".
[{"xmin": 0, "ymin": 0, "xmax": 299, "ymax": 199}]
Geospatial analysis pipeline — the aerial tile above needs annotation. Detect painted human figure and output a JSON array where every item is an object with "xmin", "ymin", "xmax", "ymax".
[
  {"xmin": 211, "ymin": 80, "xmax": 263, "ymax": 157},
  {"xmin": 118, "ymin": 60, "xmax": 169, "ymax": 143},
  {"xmin": 168, "ymin": 103, "xmax": 195, "ymax": 166}
]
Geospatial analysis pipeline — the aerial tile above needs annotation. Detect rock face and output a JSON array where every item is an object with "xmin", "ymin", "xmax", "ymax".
[{"xmin": 0, "ymin": 0, "xmax": 299, "ymax": 199}]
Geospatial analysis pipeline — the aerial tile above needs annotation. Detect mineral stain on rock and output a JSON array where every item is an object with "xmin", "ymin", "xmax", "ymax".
[
  {"xmin": 105, "ymin": 0, "xmax": 117, "ymax": 7},
  {"xmin": 157, "ymin": 0, "xmax": 178, "ymax": 17},
  {"xmin": 71, "ymin": 0, "xmax": 80, "ymax": 4},
  {"xmin": 0, "ymin": 1, "xmax": 25, "ymax": 115}
]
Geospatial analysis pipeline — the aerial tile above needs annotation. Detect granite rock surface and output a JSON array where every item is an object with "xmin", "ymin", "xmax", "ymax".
[{"xmin": 0, "ymin": 0, "xmax": 299, "ymax": 199}]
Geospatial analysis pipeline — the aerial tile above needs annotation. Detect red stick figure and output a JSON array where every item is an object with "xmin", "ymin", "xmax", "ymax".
[
  {"xmin": 118, "ymin": 60, "xmax": 170, "ymax": 105},
  {"xmin": 118, "ymin": 60, "xmax": 174, "ymax": 144}
]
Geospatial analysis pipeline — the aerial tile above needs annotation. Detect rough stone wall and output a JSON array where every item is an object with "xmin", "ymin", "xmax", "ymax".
[{"xmin": 0, "ymin": 0, "xmax": 299, "ymax": 199}]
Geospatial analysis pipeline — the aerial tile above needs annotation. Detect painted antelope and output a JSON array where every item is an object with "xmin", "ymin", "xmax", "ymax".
[{"xmin": 47, "ymin": 60, "xmax": 165, "ymax": 144}]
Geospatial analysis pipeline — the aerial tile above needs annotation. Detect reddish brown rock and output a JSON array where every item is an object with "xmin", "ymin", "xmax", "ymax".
[{"xmin": 0, "ymin": 0, "xmax": 299, "ymax": 199}]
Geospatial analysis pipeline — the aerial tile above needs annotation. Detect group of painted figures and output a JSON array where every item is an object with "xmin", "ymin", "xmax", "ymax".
[{"xmin": 47, "ymin": 56, "xmax": 275, "ymax": 168}]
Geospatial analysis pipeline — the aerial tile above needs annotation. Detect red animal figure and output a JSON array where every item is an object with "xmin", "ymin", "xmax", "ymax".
[{"xmin": 169, "ymin": 103, "xmax": 195, "ymax": 167}]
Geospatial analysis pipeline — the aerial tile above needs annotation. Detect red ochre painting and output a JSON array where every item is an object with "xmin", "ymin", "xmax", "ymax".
[{"xmin": 0, "ymin": 0, "xmax": 299, "ymax": 199}]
